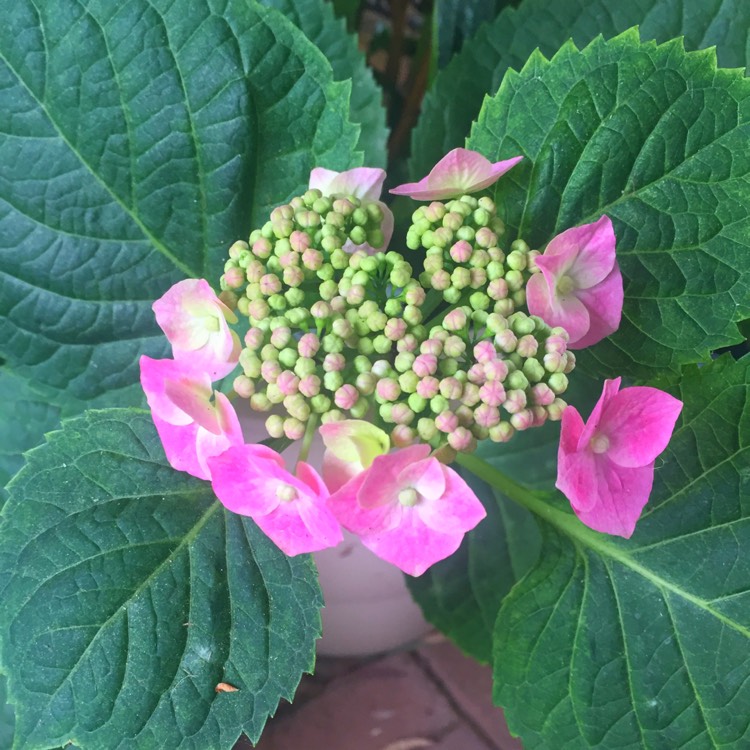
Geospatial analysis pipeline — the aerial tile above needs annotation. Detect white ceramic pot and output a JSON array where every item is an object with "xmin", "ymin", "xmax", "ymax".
[{"xmin": 239, "ymin": 413, "xmax": 430, "ymax": 657}]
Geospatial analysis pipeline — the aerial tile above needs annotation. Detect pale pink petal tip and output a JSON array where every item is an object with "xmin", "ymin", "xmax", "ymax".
[
  {"xmin": 390, "ymin": 148, "xmax": 523, "ymax": 200},
  {"xmin": 527, "ymin": 215, "xmax": 623, "ymax": 349},
  {"xmin": 209, "ymin": 445, "xmax": 342, "ymax": 555},
  {"xmin": 152, "ymin": 279, "xmax": 240, "ymax": 380},
  {"xmin": 556, "ymin": 378, "xmax": 682, "ymax": 538},
  {"xmin": 328, "ymin": 447, "xmax": 486, "ymax": 576}
]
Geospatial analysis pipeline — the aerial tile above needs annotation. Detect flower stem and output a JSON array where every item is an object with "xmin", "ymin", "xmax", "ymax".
[{"xmin": 296, "ymin": 414, "xmax": 319, "ymax": 467}]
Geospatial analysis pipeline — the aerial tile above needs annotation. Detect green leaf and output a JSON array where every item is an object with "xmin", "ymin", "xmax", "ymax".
[
  {"xmin": 1, "ymin": 675, "xmax": 15, "ymax": 750},
  {"xmin": 432, "ymin": 0, "xmax": 513, "ymax": 70},
  {"xmin": 0, "ymin": 0, "xmax": 361, "ymax": 407},
  {"xmin": 469, "ymin": 32, "xmax": 750, "ymax": 379},
  {"xmin": 0, "ymin": 369, "xmax": 61, "ymax": 501},
  {"xmin": 471, "ymin": 355, "xmax": 750, "ymax": 749},
  {"xmin": 411, "ymin": 0, "xmax": 750, "ymax": 180},
  {"xmin": 258, "ymin": 0, "xmax": 387, "ymax": 167},
  {"xmin": 330, "ymin": 0, "xmax": 360, "ymax": 30},
  {"xmin": 0, "ymin": 409, "xmax": 323, "ymax": 749}
]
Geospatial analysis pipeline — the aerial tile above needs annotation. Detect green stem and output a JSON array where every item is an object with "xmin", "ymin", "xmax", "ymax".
[{"xmin": 296, "ymin": 414, "xmax": 319, "ymax": 466}]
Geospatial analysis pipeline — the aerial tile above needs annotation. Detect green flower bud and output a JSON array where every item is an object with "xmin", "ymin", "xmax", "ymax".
[
  {"xmin": 265, "ymin": 415, "xmax": 284, "ymax": 438},
  {"xmin": 250, "ymin": 392, "xmax": 272, "ymax": 412},
  {"xmin": 505, "ymin": 269, "xmax": 524, "ymax": 291},
  {"xmin": 357, "ymin": 337, "xmax": 375, "ymax": 355},
  {"xmin": 322, "ymin": 333, "xmax": 344, "ymax": 354},
  {"xmin": 385, "ymin": 298, "xmax": 403, "ymax": 317},
  {"xmin": 350, "ymin": 398, "xmax": 369, "ymax": 419},
  {"xmin": 439, "ymin": 358, "xmax": 459, "ymax": 376},
  {"xmin": 473, "ymin": 207, "xmax": 491, "ymax": 226},
  {"xmin": 379, "ymin": 403, "xmax": 394, "ymax": 423},
  {"xmin": 398, "ymin": 371, "xmax": 419, "ymax": 393},
  {"xmin": 294, "ymin": 357, "xmax": 316, "ymax": 378},
  {"xmin": 486, "ymin": 261, "xmax": 505, "ymax": 281},
  {"xmin": 311, "ymin": 394, "xmax": 332, "ymax": 414},
  {"xmin": 506, "ymin": 250, "xmax": 527, "ymax": 271},
  {"xmin": 523, "ymin": 358, "xmax": 545, "ymax": 383},
  {"xmin": 443, "ymin": 287, "xmax": 462, "ymax": 304},
  {"xmin": 355, "ymin": 372, "xmax": 377, "ymax": 395},
  {"xmin": 368, "ymin": 311, "xmax": 388, "ymax": 332},
  {"xmin": 319, "ymin": 279, "xmax": 338, "ymax": 301},
  {"xmin": 285, "ymin": 288, "xmax": 305, "ymax": 308},
  {"xmin": 456, "ymin": 225, "xmax": 475, "ymax": 242},
  {"xmin": 430, "ymin": 395, "xmax": 449, "ymax": 414},
  {"xmin": 367, "ymin": 229, "xmax": 384, "ymax": 248},
  {"xmin": 349, "ymin": 225, "xmax": 367, "ymax": 245},
  {"xmin": 511, "ymin": 238, "xmax": 530, "ymax": 254},
  {"xmin": 507, "ymin": 371, "xmax": 529, "ymax": 391},
  {"xmin": 239, "ymin": 351, "xmax": 262, "ymax": 378},
  {"xmin": 316, "ymin": 263, "xmax": 335, "ymax": 281},
  {"xmin": 266, "ymin": 384, "xmax": 284, "ymax": 404},
  {"xmin": 395, "ymin": 352, "xmax": 416, "ymax": 372},
  {"xmin": 312, "ymin": 196, "xmax": 332, "ymax": 214},
  {"xmin": 268, "ymin": 293, "xmax": 286, "ymax": 311},
  {"xmin": 408, "ymin": 393, "xmax": 428, "ymax": 414},
  {"xmin": 323, "ymin": 370, "xmax": 344, "ymax": 392},
  {"xmin": 278, "ymin": 347, "xmax": 298, "ymax": 368},
  {"xmin": 469, "ymin": 292, "xmax": 490, "ymax": 311},
  {"xmin": 260, "ymin": 344, "xmax": 279, "ymax": 361},
  {"xmin": 548, "ymin": 372, "xmax": 569, "ymax": 394},
  {"xmin": 373, "ymin": 334, "xmax": 392, "ymax": 354},
  {"xmin": 403, "ymin": 305, "xmax": 423, "ymax": 326},
  {"xmin": 451, "ymin": 267, "xmax": 471, "ymax": 290},
  {"xmin": 321, "ymin": 409, "xmax": 345, "ymax": 424},
  {"xmin": 510, "ymin": 312, "xmax": 536, "ymax": 336}
]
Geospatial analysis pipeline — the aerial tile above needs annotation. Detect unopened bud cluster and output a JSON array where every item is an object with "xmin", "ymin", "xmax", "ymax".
[
  {"xmin": 368, "ymin": 307, "xmax": 572, "ymax": 453},
  {"xmin": 217, "ymin": 187, "xmax": 574, "ymax": 451},
  {"xmin": 411, "ymin": 196, "xmax": 539, "ymax": 316}
]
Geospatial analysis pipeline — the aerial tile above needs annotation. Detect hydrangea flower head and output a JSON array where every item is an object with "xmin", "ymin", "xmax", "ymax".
[
  {"xmin": 526, "ymin": 216, "xmax": 623, "ymax": 349},
  {"xmin": 329, "ymin": 445, "xmax": 486, "ymax": 575},
  {"xmin": 139, "ymin": 356, "xmax": 243, "ymax": 480},
  {"xmin": 390, "ymin": 148, "xmax": 523, "ymax": 201},
  {"xmin": 209, "ymin": 444, "xmax": 342, "ymax": 555},
  {"xmin": 557, "ymin": 378, "xmax": 683, "ymax": 537},
  {"xmin": 309, "ymin": 166, "xmax": 393, "ymax": 253},
  {"xmin": 152, "ymin": 279, "xmax": 240, "ymax": 379}
]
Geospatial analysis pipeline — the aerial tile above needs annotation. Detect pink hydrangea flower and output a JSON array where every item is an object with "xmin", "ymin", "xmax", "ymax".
[
  {"xmin": 309, "ymin": 167, "xmax": 394, "ymax": 253},
  {"xmin": 526, "ymin": 216, "xmax": 623, "ymax": 349},
  {"xmin": 152, "ymin": 279, "xmax": 241, "ymax": 379},
  {"xmin": 319, "ymin": 419, "xmax": 390, "ymax": 492},
  {"xmin": 208, "ymin": 444, "xmax": 342, "ymax": 555},
  {"xmin": 328, "ymin": 445, "xmax": 487, "ymax": 576},
  {"xmin": 557, "ymin": 377, "xmax": 683, "ymax": 538},
  {"xmin": 390, "ymin": 148, "xmax": 523, "ymax": 201},
  {"xmin": 139, "ymin": 356, "xmax": 243, "ymax": 480}
]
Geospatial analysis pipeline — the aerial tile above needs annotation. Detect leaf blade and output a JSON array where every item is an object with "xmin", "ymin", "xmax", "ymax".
[{"xmin": 0, "ymin": 409, "xmax": 322, "ymax": 749}]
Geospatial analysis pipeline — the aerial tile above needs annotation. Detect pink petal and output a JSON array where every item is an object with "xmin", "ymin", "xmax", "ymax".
[
  {"xmin": 569, "ymin": 265, "xmax": 624, "ymax": 349},
  {"xmin": 152, "ymin": 279, "xmax": 240, "ymax": 380},
  {"xmin": 140, "ymin": 356, "xmax": 209, "ymax": 426},
  {"xmin": 322, "ymin": 452, "xmax": 360, "ymax": 493},
  {"xmin": 328, "ymin": 468, "xmax": 404, "ymax": 536},
  {"xmin": 309, "ymin": 167, "xmax": 387, "ymax": 202},
  {"xmin": 360, "ymin": 508, "xmax": 467, "ymax": 576},
  {"xmin": 578, "ymin": 378, "xmax": 622, "ymax": 451},
  {"xmin": 558, "ymin": 452, "xmax": 656, "ymax": 538},
  {"xmin": 416, "ymin": 464, "xmax": 486, "ymax": 534},
  {"xmin": 397, "ymin": 457, "xmax": 446, "ymax": 501},
  {"xmin": 357, "ymin": 445, "xmax": 431, "ymax": 509},
  {"xmin": 390, "ymin": 149, "xmax": 523, "ymax": 200},
  {"xmin": 546, "ymin": 217, "xmax": 616, "ymax": 288},
  {"xmin": 152, "ymin": 405, "xmax": 240, "ymax": 481},
  {"xmin": 209, "ymin": 444, "xmax": 288, "ymax": 516},
  {"xmin": 599, "ymin": 387, "xmax": 683, "ymax": 468},
  {"xmin": 559, "ymin": 405, "xmax": 585, "ymax": 457},
  {"xmin": 194, "ymin": 397, "xmax": 243, "ymax": 478},
  {"xmin": 526, "ymin": 271, "xmax": 592, "ymax": 344}
]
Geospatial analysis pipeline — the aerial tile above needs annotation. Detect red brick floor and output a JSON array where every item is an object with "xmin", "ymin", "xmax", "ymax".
[{"xmin": 245, "ymin": 635, "xmax": 523, "ymax": 750}]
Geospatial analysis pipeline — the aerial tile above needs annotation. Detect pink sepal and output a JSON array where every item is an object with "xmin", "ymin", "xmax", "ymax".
[
  {"xmin": 527, "ymin": 216, "xmax": 623, "ymax": 349},
  {"xmin": 390, "ymin": 148, "xmax": 523, "ymax": 201},
  {"xmin": 557, "ymin": 378, "xmax": 682, "ymax": 538},
  {"xmin": 153, "ymin": 279, "xmax": 240, "ymax": 380},
  {"xmin": 209, "ymin": 445, "xmax": 342, "ymax": 555}
]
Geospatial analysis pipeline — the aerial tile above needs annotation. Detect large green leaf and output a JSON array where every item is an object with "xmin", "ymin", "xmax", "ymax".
[
  {"xmin": 468, "ymin": 32, "xmax": 750, "ymax": 379},
  {"xmin": 462, "ymin": 355, "xmax": 750, "ymax": 749},
  {"xmin": 411, "ymin": 0, "xmax": 750, "ymax": 179},
  {"xmin": 0, "ymin": 369, "xmax": 60, "ymax": 501},
  {"xmin": 1, "ymin": 676, "xmax": 14, "ymax": 750},
  {"xmin": 0, "ymin": 409, "xmax": 323, "ymax": 749},
  {"xmin": 259, "ymin": 0, "xmax": 387, "ymax": 166},
  {"xmin": 0, "ymin": 0, "xmax": 360, "ymax": 408}
]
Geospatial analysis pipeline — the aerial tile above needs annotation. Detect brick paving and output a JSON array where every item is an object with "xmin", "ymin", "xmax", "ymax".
[{"xmin": 246, "ymin": 635, "xmax": 523, "ymax": 750}]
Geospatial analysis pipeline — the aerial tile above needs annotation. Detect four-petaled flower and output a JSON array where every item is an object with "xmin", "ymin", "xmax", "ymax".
[
  {"xmin": 309, "ymin": 167, "xmax": 394, "ymax": 253},
  {"xmin": 209, "ymin": 444, "xmax": 343, "ymax": 555},
  {"xmin": 390, "ymin": 148, "xmax": 523, "ymax": 201},
  {"xmin": 557, "ymin": 378, "xmax": 683, "ymax": 538},
  {"xmin": 526, "ymin": 216, "xmax": 623, "ymax": 349},
  {"xmin": 328, "ymin": 445, "xmax": 486, "ymax": 576},
  {"xmin": 153, "ymin": 279, "xmax": 240, "ymax": 379},
  {"xmin": 139, "ymin": 356, "xmax": 243, "ymax": 480}
]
